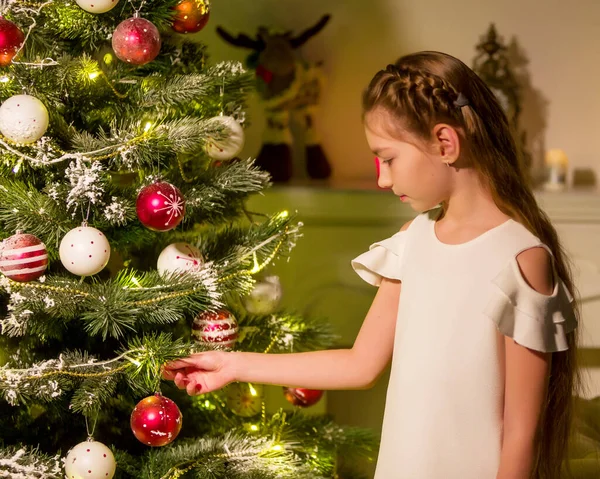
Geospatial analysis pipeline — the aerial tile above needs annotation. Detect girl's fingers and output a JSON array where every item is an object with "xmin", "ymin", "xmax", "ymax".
[
  {"xmin": 161, "ymin": 367, "xmax": 176, "ymax": 380},
  {"xmin": 173, "ymin": 371, "xmax": 189, "ymax": 390},
  {"xmin": 164, "ymin": 358, "xmax": 197, "ymax": 371},
  {"xmin": 185, "ymin": 378, "xmax": 199, "ymax": 396}
]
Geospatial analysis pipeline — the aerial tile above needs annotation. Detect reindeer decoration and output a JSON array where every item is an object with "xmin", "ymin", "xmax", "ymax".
[{"xmin": 217, "ymin": 15, "xmax": 332, "ymax": 182}]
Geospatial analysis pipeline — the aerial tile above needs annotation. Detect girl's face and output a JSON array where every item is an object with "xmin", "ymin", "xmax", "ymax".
[{"xmin": 364, "ymin": 111, "xmax": 452, "ymax": 212}]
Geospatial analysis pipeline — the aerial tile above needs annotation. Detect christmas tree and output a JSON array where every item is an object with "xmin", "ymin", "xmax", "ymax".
[{"xmin": 0, "ymin": 1, "xmax": 376, "ymax": 478}]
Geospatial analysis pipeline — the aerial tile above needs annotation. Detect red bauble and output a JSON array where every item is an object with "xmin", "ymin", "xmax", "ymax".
[
  {"xmin": 111, "ymin": 16, "xmax": 161, "ymax": 66},
  {"xmin": 0, "ymin": 17, "xmax": 24, "ymax": 67},
  {"xmin": 130, "ymin": 393, "xmax": 182, "ymax": 447},
  {"xmin": 136, "ymin": 182, "xmax": 185, "ymax": 232},
  {"xmin": 172, "ymin": 0, "xmax": 210, "ymax": 34},
  {"xmin": 283, "ymin": 387, "xmax": 324, "ymax": 408},
  {"xmin": 0, "ymin": 232, "xmax": 48, "ymax": 282},
  {"xmin": 192, "ymin": 310, "xmax": 238, "ymax": 350}
]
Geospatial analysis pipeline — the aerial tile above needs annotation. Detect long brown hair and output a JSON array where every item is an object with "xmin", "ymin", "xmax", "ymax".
[{"xmin": 362, "ymin": 51, "xmax": 582, "ymax": 479}]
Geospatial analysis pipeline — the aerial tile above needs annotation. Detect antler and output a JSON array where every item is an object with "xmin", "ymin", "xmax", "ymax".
[
  {"xmin": 290, "ymin": 14, "xmax": 331, "ymax": 49},
  {"xmin": 216, "ymin": 26, "xmax": 264, "ymax": 50}
]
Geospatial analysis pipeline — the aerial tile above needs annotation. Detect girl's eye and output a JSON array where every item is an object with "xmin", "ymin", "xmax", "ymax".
[{"xmin": 381, "ymin": 158, "xmax": 394, "ymax": 165}]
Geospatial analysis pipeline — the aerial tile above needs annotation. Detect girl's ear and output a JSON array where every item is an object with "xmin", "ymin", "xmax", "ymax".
[{"xmin": 432, "ymin": 124, "xmax": 460, "ymax": 165}]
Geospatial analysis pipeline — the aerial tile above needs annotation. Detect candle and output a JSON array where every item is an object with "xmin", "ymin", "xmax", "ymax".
[
  {"xmin": 543, "ymin": 149, "xmax": 568, "ymax": 192},
  {"xmin": 545, "ymin": 149, "xmax": 569, "ymax": 168}
]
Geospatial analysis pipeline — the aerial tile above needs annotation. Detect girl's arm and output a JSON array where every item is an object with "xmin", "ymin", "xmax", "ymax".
[
  {"xmin": 164, "ymin": 277, "xmax": 401, "ymax": 396},
  {"xmin": 496, "ymin": 247, "xmax": 553, "ymax": 479}
]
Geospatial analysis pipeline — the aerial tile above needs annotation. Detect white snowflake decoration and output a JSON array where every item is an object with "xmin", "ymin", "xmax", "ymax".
[
  {"xmin": 104, "ymin": 197, "xmax": 128, "ymax": 225},
  {"xmin": 65, "ymin": 159, "xmax": 105, "ymax": 214}
]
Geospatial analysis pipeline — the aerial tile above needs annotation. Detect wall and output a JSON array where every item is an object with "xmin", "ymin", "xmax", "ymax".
[{"xmin": 197, "ymin": 0, "xmax": 600, "ymax": 184}]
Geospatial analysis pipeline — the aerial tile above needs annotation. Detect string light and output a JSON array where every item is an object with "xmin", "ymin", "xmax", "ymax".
[{"xmin": 248, "ymin": 383, "xmax": 258, "ymax": 396}]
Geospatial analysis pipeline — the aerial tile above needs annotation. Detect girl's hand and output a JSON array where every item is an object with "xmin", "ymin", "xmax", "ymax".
[{"xmin": 162, "ymin": 351, "xmax": 236, "ymax": 396}]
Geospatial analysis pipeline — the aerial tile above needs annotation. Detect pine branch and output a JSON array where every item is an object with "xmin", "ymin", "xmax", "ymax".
[
  {"xmin": 141, "ymin": 432, "xmax": 321, "ymax": 479},
  {"xmin": 236, "ymin": 313, "xmax": 338, "ymax": 353},
  {"xmin": 0, "ymin": 447, "xmax": 62, "ymax": 479},
  {"xmin": 0, "ymin": 334, "xmax": 193, "ymax": 409}
]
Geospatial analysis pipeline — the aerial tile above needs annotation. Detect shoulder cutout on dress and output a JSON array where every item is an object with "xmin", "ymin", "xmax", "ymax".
[
  {"xmin": 483, "ymin": 248, "xmax": 577, "ymax": 352},
  {"xmin": 515, "ymin": 246, "xmax": 554, "ymax": 296}
]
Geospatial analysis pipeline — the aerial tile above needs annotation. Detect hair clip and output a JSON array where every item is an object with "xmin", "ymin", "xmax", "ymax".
[{"xmin": 454, "ymin": 92, "xmax": 469, "ymax": 108}]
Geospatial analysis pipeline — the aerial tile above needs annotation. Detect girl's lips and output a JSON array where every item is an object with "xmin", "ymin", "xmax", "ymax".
[{"xmin": 399, "ymin": 195, "xmax": 408, "ymax": 201}]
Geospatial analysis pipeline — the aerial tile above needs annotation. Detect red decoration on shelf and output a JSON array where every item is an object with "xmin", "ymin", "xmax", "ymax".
[
  {"xmin": 172, "ymin": 0, "xmax": 210, "ymax": 34},
  {"xmin": 192, "ymin": 310, "xmax": 238, "ymax": 350},
  {"xmin": 130, "ymin": 393, "xmax": 182, "ymax": 447},
  {"xmin": 111, "ymin": 16, "xmax": 161, "ymax": 66},
  {"xmin": 136, "ymin": 182, "xmax": 185, "ymax": 232},
  {"xmin": 283, "ymin": 387, "xmax": 323, "ymax": 408},
  {"xmin": 0, "ymin": 17, "xmax": 24, "ymax": 67},
  {"xmin": 0, "ymin": 232, "xmax": 48, "ymax": 282}
]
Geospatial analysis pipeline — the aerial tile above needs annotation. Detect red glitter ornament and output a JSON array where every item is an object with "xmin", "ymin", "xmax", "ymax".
[
  {"xmin": 136, "ymin": 182, "xmax": 185, "ymax": 232},
  {"xmin": 171, "ymin": 0, "xmax": 210, "ymax": 34},
  {"xmin": 0, "ymin": 17, "xmax": 24, "ymax": 67},
  {"xmin": 0, "ymin": 232, "xmax": 48, "ymax": 282},
  {"xmin": 192, "ymin": 310, "xmax": 238, "ymax": 350},
  {"xmin": 130, "ymin": 393, "xmax": 182, "ymax": 447},
  {"xmin": 283, "ymin": 387, "xmax": 323, "ymax": 408},
  {"xmin": 111, "ymin": 16, "xmax": 161, "ymax": 66}
]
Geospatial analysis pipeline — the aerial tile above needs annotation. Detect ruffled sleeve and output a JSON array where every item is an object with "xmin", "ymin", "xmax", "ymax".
[
  {"xmin": 351, "ymin": 231, "xmax": 406, "ymax": 286},
  {"xmin": 483, "ymin": 258, "xmax": 577, "ymax": 352}
]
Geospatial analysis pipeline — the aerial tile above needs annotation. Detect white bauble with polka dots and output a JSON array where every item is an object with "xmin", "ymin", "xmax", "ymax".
[
  {"xmin": 0, "ymin": 94, "xmax": 49, "ymax": 144},
  {"xmin": 204, "ymin": 115, "xmax": 245, "ymax": 161},
  {"xmin": 76, "ymin": 0, "xmax": 120, "ymax": 14},
  {"xmin": 64, "ymin": 440, "xmax": 116, "ymax": 479},
  {"xmin": 59, "ymin": 226, "xmax": 111, "ymax": 276},
  {"xmin": 242, "ymin": 275, "xmax": 282, "ymax": 315},
  {"xmin": 157, "ymin": 242, "xmax": 203, "ymax": 276}
]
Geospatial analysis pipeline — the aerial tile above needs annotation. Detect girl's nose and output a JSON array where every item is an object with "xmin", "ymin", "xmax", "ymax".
[
  {"xmin": 375, "ymin": 157, "xmax": 391, "ymax": 189},
  {"xmin": 377, "ymin": 162, "xmax": 393, "ymax": 189}
]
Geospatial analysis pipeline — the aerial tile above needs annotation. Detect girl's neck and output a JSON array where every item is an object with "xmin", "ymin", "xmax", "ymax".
[{"xmin": 438, "ymin": 173, "xmax": 509, "ymax": 228}]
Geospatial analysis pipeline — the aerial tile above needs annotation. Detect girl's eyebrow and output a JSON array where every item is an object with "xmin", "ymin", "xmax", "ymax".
[{"xmin": 372, "ymin": 147, "xmax": 391, "ymax": 156}]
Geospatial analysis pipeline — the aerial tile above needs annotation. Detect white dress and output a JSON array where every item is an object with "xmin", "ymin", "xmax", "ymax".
[{"xmin": 351, "ymin": 210, "xmax": 577, "ymax": 479}]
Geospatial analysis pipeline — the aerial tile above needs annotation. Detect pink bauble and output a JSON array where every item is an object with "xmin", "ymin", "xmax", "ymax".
[
  {"xmin": 0, "ymin": 17, "xmax": 24, "ymax": 67},
  {"xmin": 130, "ymin": 393, "xmax": 182, "ymax": 447},
  {"xmin": 111, "ymin": 17, "xmax": 161, "ymax": 66},
  {"xmin": 192, "ymin": 310, "xmax": 238, "ymax": 350},
  {"xmin": 0, "ymin": 233, "xmax": 48, "ymax": 282},
  {"xmin": 136, "ymin": 182, "xmax": 185, "ymax": 232}
]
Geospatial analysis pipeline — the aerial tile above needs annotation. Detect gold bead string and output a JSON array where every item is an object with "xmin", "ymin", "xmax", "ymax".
[
  {"xmin": 99, "ymin": 72, "xmax": 128, "ymax": 99},
  {"xmin": 1, "ymin": 362, "xmax": 130, "ymax": 382},
  {"xmin": 7, "ymin": 278, "xmax": 90, "ymax": 297},
  {"xmin": 0, "ymin": 130, "xmax": 150, "ymax": 163},
  {"xmin": 160, "ymin": 461, "xmax": 197, "ymax": 479},
  {"xmin": 177, "ymin": 154, "xmax": 198, "ymax": 183},
  {"xmin": 130, "ymin": 288, "xmax": 198, "ymax": 306},
  {"xmin": 263, "ymin": 333, "xmax": 280, "ymax": 354},
  {"xmin": 261, "ymin": 401, "xmax": 267, "ymax": 426}
]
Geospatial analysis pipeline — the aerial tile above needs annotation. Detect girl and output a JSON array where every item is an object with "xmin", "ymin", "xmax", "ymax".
[{"xmin": 164, "ymin": 51, "xmax": 581, "ymax": 479}]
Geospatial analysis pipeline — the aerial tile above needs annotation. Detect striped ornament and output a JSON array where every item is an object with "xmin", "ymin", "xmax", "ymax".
[
  {"xmin": 192, "ymin": 310, "xmax": 238, "ymax": 350},
  {"xmin": 0, "ymin": 233, "xmax": 48, "ymax": 282}
]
